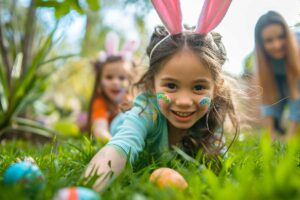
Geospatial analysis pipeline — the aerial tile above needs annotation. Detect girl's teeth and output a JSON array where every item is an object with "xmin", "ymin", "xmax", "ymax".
[{"xmin": 175, "ymin": 112, "xmax": 193, "ymax": 117}]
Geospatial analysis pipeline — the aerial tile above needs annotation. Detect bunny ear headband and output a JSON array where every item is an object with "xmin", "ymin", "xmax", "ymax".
[
  {"xmin": 150, "ymin": 0, "xmax": 232, "ymax": 59},
  {"xmin": 98, "ymin": 32, "xmax": 139, "ymax": 62}
]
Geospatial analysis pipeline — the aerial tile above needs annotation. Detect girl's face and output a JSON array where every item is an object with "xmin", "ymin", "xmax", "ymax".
[
  {"xmin": 154, "ymin": 49, "xmax": 215, "ymax": 130},
  {"xmin": 101, "ymin": 60, "xmax": 129, "ymax": 103},
  {"xmin": 262, "ymin": 24, "xmax": 286, "ymax": 59}
]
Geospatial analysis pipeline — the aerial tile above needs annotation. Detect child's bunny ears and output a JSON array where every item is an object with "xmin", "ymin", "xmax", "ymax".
[
  {"xmin": 151, "ymin": 0, "xmax": 232, "ymax": 35},
  {"xmin": 98, "ymin": 32, "xmax": 139, "ymax": 62}
]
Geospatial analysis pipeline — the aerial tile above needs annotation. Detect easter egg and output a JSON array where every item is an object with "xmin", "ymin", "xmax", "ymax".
[
  {"xmin": 53, "ymin": 187, "xmax": 101, "ymax": 200},
  {"xmin": 3, "ymin": 161, "xmax": 45, "ymax": 191},
  {"xmin": 150, "ymin": 167, "xmax": 188, "ymax": 190}
]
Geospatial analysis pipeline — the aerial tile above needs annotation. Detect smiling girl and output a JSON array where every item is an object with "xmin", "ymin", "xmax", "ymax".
[
  {"xmin": 85, "ymin": 0, "xmax": 239, "ymax": 191},
  {"xmin": 87, "ymin": 32, "xmax": 137, "ymax": 142}
]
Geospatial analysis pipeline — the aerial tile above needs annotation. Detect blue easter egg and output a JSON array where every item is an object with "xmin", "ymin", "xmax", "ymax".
[
  {"xmin": 3, "ymin": 161, "xmax": 45, "ymax": 191},
  {"xmin": 54, "ymin": 187, "xmax": 101, "ymax": 200}
]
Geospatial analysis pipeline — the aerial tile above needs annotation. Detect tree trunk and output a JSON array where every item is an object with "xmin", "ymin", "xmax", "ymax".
[{"xmin": 21, "ymin": 0, "xmax": 37, "ymax": 77}]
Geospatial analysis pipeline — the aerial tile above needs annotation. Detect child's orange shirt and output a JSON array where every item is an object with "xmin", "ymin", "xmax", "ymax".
[{"xmin": 92, "ymin": 97, "xmax": 119, "ymax": 124}]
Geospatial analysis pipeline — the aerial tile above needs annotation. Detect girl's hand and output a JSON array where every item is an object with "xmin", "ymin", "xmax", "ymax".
[
  {"xmin": 94, "ymin": 130, "xmax": 112, "ymax": 143},
  {"xmin": 84, "ymin": 146, "xmax": 127, "ymax": 192},
  {"xmin": 120, "ymin": 94, "xmax": 133, "ymax": 112},
  {"xmin": 93, "ymin": 119, "xmax": 112, "ymax": 143}
]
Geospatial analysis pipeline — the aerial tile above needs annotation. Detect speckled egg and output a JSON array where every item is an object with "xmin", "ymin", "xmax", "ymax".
[
  {"xmin": 150, "ymin": 167, "xmax": 188, "ymax": 190},
  {"xmin": 3, "ymin": 161, "xmax": 45, "ymax": 191},
  {"xmin": 53, "ymin": 187, "xmax": 101, "ymax": 200}
]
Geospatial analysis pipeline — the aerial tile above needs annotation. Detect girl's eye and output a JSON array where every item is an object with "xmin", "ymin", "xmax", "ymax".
[
  {"xmin": 106, "ymin": 75, "xmax": 113, "ymax": 80},
  {"xmin": 194, "ymin": 85, "xmax": 204, "ymax": 91},
  {"xmin": 166, "ymin": 83, "xmax": 177, "ymax": 90},
  {"xmin": 264, "ymin": 38, "xmax": 273, "ymax": 44},
  {"xmin": 119, "ymin": 76, "xmax": 126, "ymax": 81},
  {"xmin": 278, "ymin": 34, "xmax": 286, "ymax": 40}
]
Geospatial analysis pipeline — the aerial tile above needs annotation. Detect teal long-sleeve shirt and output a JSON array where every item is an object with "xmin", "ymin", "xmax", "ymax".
[{"xmin": 107, "ymin": 92, "xmax": 169, "ymax": 164}]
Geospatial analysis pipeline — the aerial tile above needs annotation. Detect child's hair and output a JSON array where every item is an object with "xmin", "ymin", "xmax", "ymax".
[
  {"xmin": 135, "ymin": 26, "xmax": 239, "ymax": 158},
  {"xmin": 87, "ymin": 56, "xmax": 136, "ymax": 135},
  {"xmin": 254, "ymin": 11, "xmax": 300, "ymax": 104}
]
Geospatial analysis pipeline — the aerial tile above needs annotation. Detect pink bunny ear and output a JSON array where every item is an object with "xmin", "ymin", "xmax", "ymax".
[
  {"xmin": 98, "ymin": 51, "xmax": 107, "ymax": 62},
  {"xmin": 120, "ymin": 40, "xmax": 139, "ymax": 54},
  {"xmin": 195, "ymin": 0, "xmax": 232, "ymax": 34},
  {"xmin": 120, "ymin": 40, "xmax": 139, "ymax": 60},
  {"xmin": 151, "ymin": 0, "xmax": 182, "ymax": 34},
  {"xmin": 105, "ymin": 32, "xmax": 120, "ymax": 55}
]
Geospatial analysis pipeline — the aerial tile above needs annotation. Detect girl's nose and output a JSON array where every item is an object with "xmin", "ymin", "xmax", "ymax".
[
  {"xmin": 174, "ymin": 95, "xmax": 193, "ymax": 107},
  {"xmin": 112, "ymin": 78, "xmax": 120, "ymax": 86},
  {"xmin": 273, "ymin": 40, "xmax": 283, "ymax": 49}
]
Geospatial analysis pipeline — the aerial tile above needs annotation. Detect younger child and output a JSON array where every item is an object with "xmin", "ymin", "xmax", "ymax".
[{"xmin": 87, "ymin": 32, "xmax": 137, "ymax": 141}]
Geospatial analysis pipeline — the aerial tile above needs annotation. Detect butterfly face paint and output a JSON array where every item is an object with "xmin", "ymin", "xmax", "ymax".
[
  {"xmin": 156, "ymin": 92, "xmax": 171, "ymax": 108},
  {"xmin": 199, "ymin": 96, "xmax": 211, "ymax": 107}
]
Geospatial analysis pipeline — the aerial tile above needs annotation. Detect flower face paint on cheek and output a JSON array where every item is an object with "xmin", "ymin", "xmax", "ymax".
[
  {"xmin": 156, "ymin": 92, "xmax": 171, "ymax": 108},
  {"xmin": 120, "ymin": 81, "xmax": 129, "ymax": 90},
  {"xmin": 199, "ymin": 96, "xmax": 211, "ymax": 107}
]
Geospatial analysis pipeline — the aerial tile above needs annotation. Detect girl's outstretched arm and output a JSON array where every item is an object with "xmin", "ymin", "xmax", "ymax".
[
  {"xmin": 84, "ymin": 145, "xmax": 127, "ymax": 192},
  {"xmin": 93, "ymin": 119, "xmax": 112, "ymax": 142}
]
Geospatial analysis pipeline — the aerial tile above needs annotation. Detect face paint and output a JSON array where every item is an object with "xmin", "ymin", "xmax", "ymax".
[
  {"xmin": 199, "ymin": 96, "xmax": 211, "ymax": 107},
  {"xmin": 120, "ymin": 81, "xmax": 129, "ymax": 90},
  {"xmin": 115, "ymin": 82, "xmax": 129, "ymax": 103},
  {"xmin": 157, "ymin": 92, "xmax": 171, "ymax": 108}
]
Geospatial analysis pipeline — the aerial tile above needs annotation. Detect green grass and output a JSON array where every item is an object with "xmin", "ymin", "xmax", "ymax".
[{"xmin": 1, "ymin": 132, "xmax": 300, "ymax": 200}]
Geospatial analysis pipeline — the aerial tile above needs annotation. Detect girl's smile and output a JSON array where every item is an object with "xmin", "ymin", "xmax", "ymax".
[{"xmin": 171, "ymin": 110, "xmax": 196, "ymax": 122}]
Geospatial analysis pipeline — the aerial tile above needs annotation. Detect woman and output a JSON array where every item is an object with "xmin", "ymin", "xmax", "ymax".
[{"xmin": 254, "ymin": 11, "xmax": 300, "ymax": 139}]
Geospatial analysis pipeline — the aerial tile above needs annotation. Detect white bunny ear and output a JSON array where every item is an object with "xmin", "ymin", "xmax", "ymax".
[
  {"xmin": 105, "ymin": 32, "xmax": 120, "ymax": 56},
  {"xmin": 120, "ymin": 40, "xmax": 139, "ymax": 60},
  {"xmin": 98, "ymin": 51, "xmax": 107, "ymax": 62},
  {"xmin": 121, "ymin": 40, "xmax": 139, "ymax": 54}
]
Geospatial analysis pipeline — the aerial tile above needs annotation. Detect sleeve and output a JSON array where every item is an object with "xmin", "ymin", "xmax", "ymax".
[
  {"xmin": 92, "ymin": 98, "xmax": 108, "ymax": 121},
  {"xmin": 107, "ymin": 93, "xmax": 157, "ymax": 164}
]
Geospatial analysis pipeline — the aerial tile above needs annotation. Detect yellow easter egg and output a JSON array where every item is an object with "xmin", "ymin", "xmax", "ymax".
[{"xmin": 149, "ymin": 167, "xmax": 188, "ymax": 190}]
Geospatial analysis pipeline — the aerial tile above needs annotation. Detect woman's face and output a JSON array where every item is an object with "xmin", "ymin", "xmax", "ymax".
[
  {"xmin": 101, "ymin": 60, "xmax": 130, "ymax": 103},
  {"xmin": 261, "ymin": 24, "xmax": 286, "ymax": 59},
  {"xmin": 154, "ymin": 49, "xmax": 215, "ymax": 130}
]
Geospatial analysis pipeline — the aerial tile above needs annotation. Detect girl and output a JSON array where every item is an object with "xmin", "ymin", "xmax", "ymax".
[
  {"xmin": 85, "ymin": 0, "xmax": 238, "ymax": 191},
  {"xmin": 254, "ymin": 11, "xmax": 300, "ymax": 139},
  {"xmin": 87, "ymin": 32, "xmax": 137, "ymax": 141}
]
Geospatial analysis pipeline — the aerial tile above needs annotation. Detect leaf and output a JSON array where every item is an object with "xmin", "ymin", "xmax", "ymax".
[
  {"xmin": 8, "ymin": 26, "xmax": 56, "ymax": 116},
  {"xmin": 39, "ymin": 53, "xmax": 78, "ymax": 66},
  {"xmin": 0, "ymin": 62, "xmax": 9, "ymax": 111},
  {"xmin": 35, "ymin": 0, "xmax": 61, "ymax": 8},
  {"xmin": 11, "ymin": 53, "xmax": 23, "ymax": 78},
  {"xmin": 54, "ymin": 3, "xmax": 71, "ymax": 19},
  {"xmin": 86, "ymin": 0, "xmax": 100, "ymax": 11},
  {"xmin": 0, "ymin": 125, "xmax": 53, "ymax": 138},
  {"xmin": 70, "ymin": 0, "xmax": 84, "ymax": 14},
  {"xmin": 13, "ymin": 117, "xmax": 57, "ymax": 135}
]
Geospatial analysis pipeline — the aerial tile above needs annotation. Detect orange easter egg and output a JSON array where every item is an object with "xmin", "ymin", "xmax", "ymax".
[{"xmin": 149, "ymin": 168, "xmax": 188, "ymax": 190}]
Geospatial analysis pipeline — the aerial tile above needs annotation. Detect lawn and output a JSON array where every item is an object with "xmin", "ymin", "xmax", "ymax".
[{"xmin": 1, "ymin": 132, "xmax": 300, "ymax": 200}]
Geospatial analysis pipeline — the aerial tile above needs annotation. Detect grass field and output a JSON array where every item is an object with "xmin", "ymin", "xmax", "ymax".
[{"xmin": 1, "ymin": 132, "xmax": 300, "ymax": 200}]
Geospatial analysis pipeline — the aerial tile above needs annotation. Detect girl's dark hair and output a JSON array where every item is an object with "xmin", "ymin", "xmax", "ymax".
[
  {"xmin": 135, "ymin": 26, "xmax": 239, "ymax": 158},
  {"xmin": 87, "ymin": 56, "xmax": 124, "ymax": 135}
]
